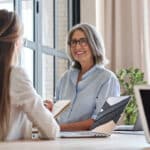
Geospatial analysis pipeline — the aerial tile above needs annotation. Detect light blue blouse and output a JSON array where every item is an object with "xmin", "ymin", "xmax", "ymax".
[{"xmin": 55, "ymin": 64, "xmax": 120, "ymax": 124}]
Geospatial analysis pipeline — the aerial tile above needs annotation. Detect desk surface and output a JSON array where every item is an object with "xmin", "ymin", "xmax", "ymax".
[{"xmin": 0, "ymin": 133, "xmax": 150, "ymax": 150}]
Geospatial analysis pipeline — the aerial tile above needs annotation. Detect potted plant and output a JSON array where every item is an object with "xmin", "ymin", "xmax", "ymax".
[{"xmin": 116, "ymin": 68, "xmax": 147, "ymax": 125}]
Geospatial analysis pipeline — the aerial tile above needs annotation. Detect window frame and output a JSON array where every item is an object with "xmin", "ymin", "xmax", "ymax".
[{"xmin": 12, "ymin": 0, "xmax": 80, "ymax": 97}]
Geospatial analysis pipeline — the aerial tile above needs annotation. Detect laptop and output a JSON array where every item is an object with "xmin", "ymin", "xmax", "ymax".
[
  {"xmin": 60, "ymin": 96, "xmax": 130, "ymax": 138},
  {"xmin": 114, "ymin": 114, "xmax": 143, "ymax": 131},
  {"xmin": 134, "ymin": 85, "xmax": 150, "ymax": 143}
]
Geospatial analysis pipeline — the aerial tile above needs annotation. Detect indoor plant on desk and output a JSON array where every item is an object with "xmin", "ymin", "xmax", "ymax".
[{"xmin": 117, "ymin": 68, "xmax": 147, "ymax": 125}]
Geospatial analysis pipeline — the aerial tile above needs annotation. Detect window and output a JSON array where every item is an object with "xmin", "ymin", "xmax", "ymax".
[
  {"xmin": 21, "ymin": 0, "xmax": 34, "ymax": 83},
  {"xmin": 0, "ymin": 0, "xmax": 80, "ymax": 99},
  {"xmin": 0, "ymin": 0, "xmax": 13, "ymax": 11}
]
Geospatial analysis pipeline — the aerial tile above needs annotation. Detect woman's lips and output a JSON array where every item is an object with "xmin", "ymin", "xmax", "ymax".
[{"xmin": 75, "ymin": 51, "xmax": 85, "ymax": 56}]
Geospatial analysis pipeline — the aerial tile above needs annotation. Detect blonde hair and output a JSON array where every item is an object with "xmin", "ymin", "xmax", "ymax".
[{"xmin": 0, "ymin": 9, "xmax": 22, "ymax": 140}]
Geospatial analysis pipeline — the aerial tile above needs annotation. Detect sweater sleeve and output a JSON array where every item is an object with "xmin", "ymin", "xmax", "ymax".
[{"xmin": 11, "ymin": 67, "xmax": 60, "ymax": 140}]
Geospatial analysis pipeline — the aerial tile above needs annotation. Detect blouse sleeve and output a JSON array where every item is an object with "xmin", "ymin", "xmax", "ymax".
[
  {"xmin": 11, "ymin": 67, "xmax": 60, "ymax": 139},
  {"xmin": 91, "ymin": 75, "xmax": 120, "ymax": 120}
]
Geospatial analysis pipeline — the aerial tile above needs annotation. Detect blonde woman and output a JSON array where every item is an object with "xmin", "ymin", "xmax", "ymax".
[{"xmin": 0, "ymin": 9, "xmax": 59, "ymax": 141}]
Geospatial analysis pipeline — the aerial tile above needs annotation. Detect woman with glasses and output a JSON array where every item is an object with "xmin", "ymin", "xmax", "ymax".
[
  {"xmin": 0, "ymin": 9, "xmax": 59, "ymax": 141},
  {"xmin": 47, "ymin": 23, "xmax": 120, "ymax": 131}
]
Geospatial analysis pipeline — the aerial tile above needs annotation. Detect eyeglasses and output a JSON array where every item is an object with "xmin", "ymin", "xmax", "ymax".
[{"xmin": 68, "ymin": 38, "xmax": 88, "ymax": 48}]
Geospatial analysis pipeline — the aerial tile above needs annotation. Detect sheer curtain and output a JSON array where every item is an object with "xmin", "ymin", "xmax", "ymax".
[
  {"xmin": 100, "ymin": 0, "xmax": 150, "ymax": 83},
  {"xmin": 81, "ymin": 0, "xmax": 150, "ymax": 83}
]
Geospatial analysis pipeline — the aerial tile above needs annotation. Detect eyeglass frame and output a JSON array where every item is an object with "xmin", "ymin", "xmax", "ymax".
[{"xmin": 68, "ymin": 37, "xmax": 89, "ymax": 48}]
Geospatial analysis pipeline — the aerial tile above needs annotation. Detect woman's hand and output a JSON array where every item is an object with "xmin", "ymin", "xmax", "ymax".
[{"xmin": 44, "ymin": 100, "xmax": 53, "ymax": 112}]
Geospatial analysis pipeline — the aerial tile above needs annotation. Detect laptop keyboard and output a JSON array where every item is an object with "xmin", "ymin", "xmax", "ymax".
[
  {"xmin": 77, "ymin": 131, "xmax": 109, "ymax": 137},
  {"xmin": 60, "ymin": 131, "xmax": 110, "ymax": 138}
]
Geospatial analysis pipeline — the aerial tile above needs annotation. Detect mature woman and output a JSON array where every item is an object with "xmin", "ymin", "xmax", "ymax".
[
  {"xmin": 0, "ymin": 9, "xmax": 59, "ymax": 141},
  {"xmin": 54, "ymin": 23, "xmax": 120, "ymax": 131}
]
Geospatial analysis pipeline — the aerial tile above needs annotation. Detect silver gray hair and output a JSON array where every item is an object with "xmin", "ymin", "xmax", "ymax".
[{"xmin": 67, "ymin": 23, "xmax": 108, "ymax": 69}]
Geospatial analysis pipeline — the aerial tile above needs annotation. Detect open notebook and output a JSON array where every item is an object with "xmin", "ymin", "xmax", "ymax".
[
  {"xmin": 60, "ymin": 96, "xmax": 130, "ymax": 138},
  {"xmin": 52, "ymin": 100, "xmax": 70, "ymax": 118}
]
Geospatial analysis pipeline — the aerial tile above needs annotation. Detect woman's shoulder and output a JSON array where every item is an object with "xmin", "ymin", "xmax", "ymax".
[
  {"xmin": 10, "ymin": 66, "xmax": 30, "ymax": 83},
  {"xmin": 95, "ymin": 65, "xmax": 117, "ymax": 79},
  {"xmin": 57, "ymin": 67, "xmax": 78, "ymax": 86},
  {"xmin": 61, "ymin": 67, "xmax": 78, "ymax": 78},
  {"xmin": 10, "ymin": 66, "xmax": 38, "ymax": 105},
  {"xmin": 11, "ymin": 66, "xmax": 26, "ymax": 75}
]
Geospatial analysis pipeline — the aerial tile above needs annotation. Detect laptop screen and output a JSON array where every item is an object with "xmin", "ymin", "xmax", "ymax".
[{"xmin": 140, "ymin": 89, "xmax": 150, "ymax": 131}]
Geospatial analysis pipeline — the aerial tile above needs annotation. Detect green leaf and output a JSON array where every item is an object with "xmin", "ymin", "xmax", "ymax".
[{"xmin": 116, "ymin": 68, "xmax": 147, "ymax": 125}]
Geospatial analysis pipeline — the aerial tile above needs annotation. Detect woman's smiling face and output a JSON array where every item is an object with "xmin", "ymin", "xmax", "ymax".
[{"xmin": 70, "ymin": 30, "xmax": 94, "ymax": 65}]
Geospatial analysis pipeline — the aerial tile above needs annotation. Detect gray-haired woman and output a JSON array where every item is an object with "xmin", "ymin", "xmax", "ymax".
[{"xmin": 47, "ymin": 23, "xmax": 120, "ymax": 131}]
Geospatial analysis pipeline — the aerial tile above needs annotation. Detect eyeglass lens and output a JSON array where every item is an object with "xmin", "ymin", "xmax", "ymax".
[{"xmin": 69, "ymin": 38, "xmax": 88, "ymax": 47}]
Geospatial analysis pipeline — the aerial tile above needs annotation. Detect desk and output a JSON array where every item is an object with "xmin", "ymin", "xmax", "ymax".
[{"xmin": 0, "ymin": 133, "xmax": 149, "ymax": 150}]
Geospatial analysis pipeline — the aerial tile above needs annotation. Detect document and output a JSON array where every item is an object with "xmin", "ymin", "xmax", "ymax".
[
  {"xmin": 52, "ymin": 100, "xmax": 70, "ymax": 118},
  {"xmin": 32, "ymin": 100, "xmax": 70, "ymax": 135}
]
